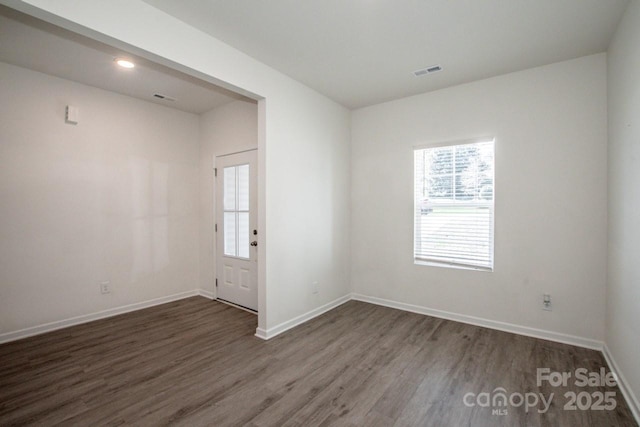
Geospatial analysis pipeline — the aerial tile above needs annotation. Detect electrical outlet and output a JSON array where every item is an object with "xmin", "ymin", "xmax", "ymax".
[
  {"xmin": 542, "ymin": 293, "xmax": 552, "ymax": 311},
  {"xmin": 100, "ymin": 281, "xmax": 111, "ymax": 294},
  {"xmin": 312, "ymin": 281, "xmax": 319, "ymax": 295}
]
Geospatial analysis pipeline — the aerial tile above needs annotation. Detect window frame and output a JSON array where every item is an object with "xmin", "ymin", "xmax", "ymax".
[{"xmin": 413, "ymin": 137, "xmax": 496, "ymax": 272}]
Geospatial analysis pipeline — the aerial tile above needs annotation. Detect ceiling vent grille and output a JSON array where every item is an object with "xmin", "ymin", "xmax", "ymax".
[
  {"xmin": 413, "ymin": 65, "xmax": 442, "ymax": 77},
  {"xmin": 153, "ymin": 93, "xmax": 176, "ymax": 102}
]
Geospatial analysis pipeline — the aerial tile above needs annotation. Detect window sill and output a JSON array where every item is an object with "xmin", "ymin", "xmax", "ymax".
[{"xmin": 414, "ymin": 259, "xmax": 493, "ymax": 272}]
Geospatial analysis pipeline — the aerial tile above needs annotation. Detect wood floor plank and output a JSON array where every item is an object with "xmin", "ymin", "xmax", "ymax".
[{"xmin": 0, "ymin": 297, "xmax": 636, "ymax": 426}]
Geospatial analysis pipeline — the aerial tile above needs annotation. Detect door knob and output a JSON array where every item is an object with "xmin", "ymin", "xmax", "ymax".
[{"xmin": 250, "ymin": 241, "xmax": 258, "ymax": 246}]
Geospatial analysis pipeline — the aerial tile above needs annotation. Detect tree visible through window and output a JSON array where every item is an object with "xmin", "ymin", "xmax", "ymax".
[{"xmin": 414, "ymin": 139, "xmax": 495, "ymax": 270}]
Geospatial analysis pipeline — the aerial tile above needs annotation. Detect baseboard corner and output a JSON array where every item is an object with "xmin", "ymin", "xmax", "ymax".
[
  {"xmin": 197, "ymin": 289, "xmax": 215, "ymax": 300},
  {"xmin": 256, "ymin": 293, "xmax": 351, "ymax": 340},
  {"xmin": 254, "ymin": 328, "xmax": 268, "ymax": 340},
  {"xmin": 602, "ymin": 344, "xmax": 640, "ymax": 424}
]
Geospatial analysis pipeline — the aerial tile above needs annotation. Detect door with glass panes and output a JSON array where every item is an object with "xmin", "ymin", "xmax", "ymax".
[{"xmin": 215, "ymin": 150, "xmax": 257, "ymax": 311}]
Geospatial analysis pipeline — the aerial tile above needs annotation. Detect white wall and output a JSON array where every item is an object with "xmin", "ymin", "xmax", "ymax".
[
  {"xmin": 266, "ymin": 89, "xmax": 351, "ymax": 325},
  {"xmin": 0, "ymin": 61, "xmax": 200, "ymax": 335},
  {"xmin": 606, "ymin": 0, "xmax": 640, "ymax": 412},
  {"xmin": 199, "ymin": 99, "xmax": 258, "ymax": 295},
  {"xmin": 351, "ymin": 54, "xmax": 608, "ymax": 342},
  {"xmin": 5, "ymin": 0, "xmax": 352, "ymax": 332}
]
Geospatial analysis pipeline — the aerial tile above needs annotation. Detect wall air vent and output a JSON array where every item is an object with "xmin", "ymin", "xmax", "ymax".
[
  {"xmin": 413, "ymin": 65, "xmax": 442, "ymax": 77},
  {"xmin": 153, "ymin": 93, "xmax": 176, "ymax": 102}
]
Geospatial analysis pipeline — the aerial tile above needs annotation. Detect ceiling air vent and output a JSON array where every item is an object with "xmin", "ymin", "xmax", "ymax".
[
  {"xmin": 413, "ymin": 65, "xmax": 442, "ymax": 77},
  {"xmin": 153, "ymin": 93, "xmax": 176, "ymax": 102}
]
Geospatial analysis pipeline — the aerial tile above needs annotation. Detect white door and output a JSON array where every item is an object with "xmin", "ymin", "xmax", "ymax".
[{"xmin": 215, "ymin": 150, "xmax": 258, "ymax": 311}]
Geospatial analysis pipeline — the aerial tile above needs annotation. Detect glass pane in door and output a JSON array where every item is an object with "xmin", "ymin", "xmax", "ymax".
[
  {"xmin": 222, "ymin": 164, "xmax": 251, "ymax": 259},
  {"xmin": 224, "ymin": 212, "xmax": 236, "ymax": 256}
]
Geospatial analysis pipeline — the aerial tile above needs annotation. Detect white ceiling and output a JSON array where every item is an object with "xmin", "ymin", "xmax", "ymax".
[
  {"xmin": 0, "ymin": 6, "xmax": 249, "ymax": 114},
  {"xmin": 142, "ymin": 0, "xmax": 629, "ymax": 109}
]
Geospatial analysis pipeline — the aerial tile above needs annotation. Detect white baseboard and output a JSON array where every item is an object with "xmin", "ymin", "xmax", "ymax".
[
  {"xmin": 0, "ymin": 288, "xmax": 605, "ymax": 352},
  {"xmin": 0, "ymin": 290, "xmax": 200, "ymax": 344},
  {"xmin": 350, "ymin": 293, "xmax": 604, "ymax": 350},
  {"xmin": 198, "ymin": 289, "xmax": 215, "ymax": 300},
  {"xmin": 602, "ymin": 344, "xmax": 640, "ymax": 424},
  {"xmin": 254, "ymin": 327, "xmax": 269, "ymax": 340},
  {"xmin": 254, "ymin": 294, "xmax": 351, "ymax": 340}
]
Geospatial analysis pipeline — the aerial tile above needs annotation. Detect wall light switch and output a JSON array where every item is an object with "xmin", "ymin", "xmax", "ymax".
[{"xmin": 65, "ymin": 105, "xmax": 79, "ymax": 124}]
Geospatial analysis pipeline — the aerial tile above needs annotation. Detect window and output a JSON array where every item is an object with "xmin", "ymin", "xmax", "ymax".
[{"xmin": 414, "ymin": 138, "xmax": 495, "ymax": 270}]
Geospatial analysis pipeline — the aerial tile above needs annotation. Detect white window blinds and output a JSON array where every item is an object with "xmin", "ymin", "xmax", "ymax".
[
  {"xmin": 223, "ymin": 164, "xmax": 250, "ymax": 259},
  {"xmin": 414, "ymin": 139, "xmax": 495, "ymax": 270}
]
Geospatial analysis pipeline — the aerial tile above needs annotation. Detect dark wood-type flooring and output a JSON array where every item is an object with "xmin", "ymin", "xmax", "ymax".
[{"xmin": 0, "ymin": 297, "xmax": 636, "ymax": 426}]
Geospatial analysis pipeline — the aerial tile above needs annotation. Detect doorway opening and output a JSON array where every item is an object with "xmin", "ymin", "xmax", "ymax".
[{"xmin": 0, "ymin": 4, "xmax": 267, "ymax": 333}]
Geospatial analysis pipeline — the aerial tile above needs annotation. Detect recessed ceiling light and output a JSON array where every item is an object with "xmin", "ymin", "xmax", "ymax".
[{"xmin": 115, "ymin": 58, "xmax": 135, "ymax": 69}]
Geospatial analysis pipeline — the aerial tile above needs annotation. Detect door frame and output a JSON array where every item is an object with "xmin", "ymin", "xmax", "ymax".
[
  {"xmin": 256, "ymin": 99, "xmax": 266, "ymax": 334},
  {"xmin": 214, "ymin": 148, "xmax": 258, "ymax": 312}
]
